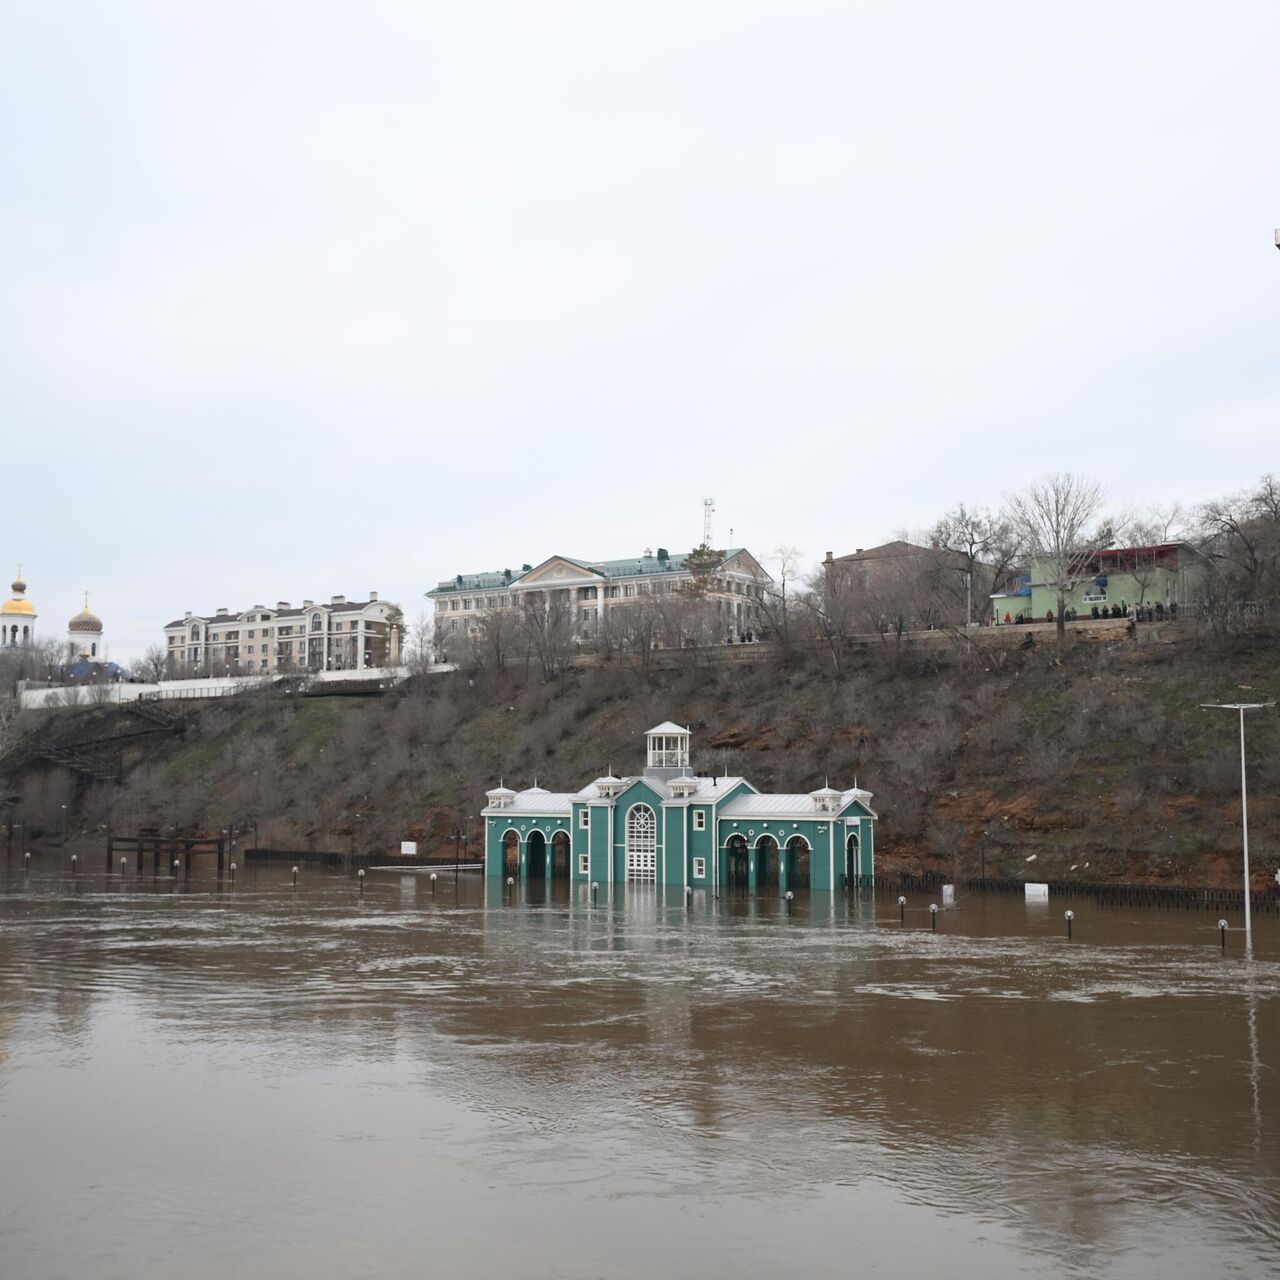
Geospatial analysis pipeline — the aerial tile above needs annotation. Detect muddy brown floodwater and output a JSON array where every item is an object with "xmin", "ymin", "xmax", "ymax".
[{"xmin": 1, "ymin": 850, "xmax": 1278, "ymax": 1279}]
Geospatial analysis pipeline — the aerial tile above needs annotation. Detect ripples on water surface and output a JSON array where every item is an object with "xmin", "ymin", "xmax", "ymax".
[{"xmin": 1, "ymin": 853, "xmax": 1278, "ymax": 1279}]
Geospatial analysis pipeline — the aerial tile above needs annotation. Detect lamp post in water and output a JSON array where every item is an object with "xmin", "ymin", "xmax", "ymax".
[{"xmin": 1201, "ymin": 701, "xmax": 1275, "ymax": 959}]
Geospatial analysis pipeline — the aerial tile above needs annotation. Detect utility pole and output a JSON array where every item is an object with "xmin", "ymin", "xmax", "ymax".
[
  {"xmin": 703, "ymin": 498, "xmax": 715, "ymax": 547},
  {"xmin": 1201, "ymin": 701, "xmax": 1275, "ymax": 959}
]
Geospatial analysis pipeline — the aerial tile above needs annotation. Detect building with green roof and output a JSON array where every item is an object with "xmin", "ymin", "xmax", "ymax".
[{"xmin": 428, "ymin": 546, "xmax": 770, "ymax": 654}]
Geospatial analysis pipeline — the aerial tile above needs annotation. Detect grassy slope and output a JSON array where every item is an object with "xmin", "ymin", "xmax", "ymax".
[{"xmin": 6, "ymin": 633, "xmax": 1279, "ymax": 888}]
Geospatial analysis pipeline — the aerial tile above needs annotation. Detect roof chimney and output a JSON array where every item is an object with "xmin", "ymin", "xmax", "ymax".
[
  {"xmin": 330, "ymin": 594, "xmax": 346, "ymax": 606},
  {"xmin": 277, "ymin": 601, "xmax": 291, "ymax": 610},
  {"xmin": 216, "ymin": 607, "xmax": 229, "ymax": 616},
  {"xmin": 369, "ymin": 591, "xmax": 378, "ymax": 602}
]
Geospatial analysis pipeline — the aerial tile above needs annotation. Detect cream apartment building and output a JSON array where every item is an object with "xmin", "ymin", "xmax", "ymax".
[{"xmin": 163, "ymin": 593, "xmax": 402, "ymax": 676}]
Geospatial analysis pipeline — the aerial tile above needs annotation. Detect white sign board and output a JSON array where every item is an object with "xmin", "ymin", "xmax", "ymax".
[
  {"xmin": 400, "ymin": 841, "xmax": 417, "ymax": 857},
  {"xmin": 1024, "ymin": 882, "xmax": 1049, "ymax": 903},
  {"xmin": 942, "ymin": 884, "xmax": 956, "ymax": 907}
]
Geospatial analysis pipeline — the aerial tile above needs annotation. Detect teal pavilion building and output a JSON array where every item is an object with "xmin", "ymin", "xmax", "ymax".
[{"xmin": 482, "ymin": 723, "xmax": 876, "ymax": 892}]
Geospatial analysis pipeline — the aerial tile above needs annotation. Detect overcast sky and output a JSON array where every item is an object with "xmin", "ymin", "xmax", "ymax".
[{"xmin": 2, "ymin": 1, "xmax": 1277, "ymax": 661}]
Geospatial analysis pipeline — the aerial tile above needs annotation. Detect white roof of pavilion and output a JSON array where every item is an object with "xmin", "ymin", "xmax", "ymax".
[
  {"xmin": 647, "ymin": 721, "xmax": 689, "ymax": 735},
  {"xmin": 575, "ymin": 775, "xmax": 748, "ymax": 804},
  {"xmin": 485, "ymin": 789, "xmax": 576, "ymax": 816},
  {"xmin": 718, "ymin": 789, "xmax": 875, "ymax": 819}
]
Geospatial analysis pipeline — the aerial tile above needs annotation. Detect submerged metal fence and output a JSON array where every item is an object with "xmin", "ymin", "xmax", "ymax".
[{"xmin": 872, "ymin": 870, "xmax": 1279, "ymax": 915}]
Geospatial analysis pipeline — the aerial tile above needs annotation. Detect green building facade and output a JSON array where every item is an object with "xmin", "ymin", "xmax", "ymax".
[
  {"xmin": 991, "ymin": 543, "xmax": 1204, "ymax": 624},
  {"xmin": 482, "ymin": 723, "xmax": 876, "ymax": 893}
]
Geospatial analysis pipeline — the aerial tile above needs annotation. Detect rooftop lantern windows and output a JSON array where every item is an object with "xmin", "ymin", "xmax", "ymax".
[{"xmin": 646, "ymin": 722, "xmax": 690, "ymax": 770}]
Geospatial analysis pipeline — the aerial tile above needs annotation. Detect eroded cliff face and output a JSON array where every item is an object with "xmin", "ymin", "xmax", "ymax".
[{"xmin": 4, "ymin": 632, "xmax": 1278, "ymax": 889}]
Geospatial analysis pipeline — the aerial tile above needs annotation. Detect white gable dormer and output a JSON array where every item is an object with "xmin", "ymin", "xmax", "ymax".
[{"xmin": 810, "ymin": 785, "xmax": 842, "ymax": 813}]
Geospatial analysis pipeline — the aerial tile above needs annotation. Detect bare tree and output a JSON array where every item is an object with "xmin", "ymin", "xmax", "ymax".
[
  {"xmin": 474, "ymin": 605, "xmax": 519, "ymax": 674},
  {"xmin": 0, "ymin": 695, "xmax": 21, "ymax": 763},
  {"xmin": 1195, "ymin": 474, "xmax": 1280, "ymax": 630},
  {"xmin": 139, "ymin": 645, "xmax": 169, "ymax": 683},
  {"xmin": 518, "ymin": 590, "xmax": 573, "ymax": 680},
  {"xmin": 804, "ymin": 560, "xmax": 856, "ymax": 675},
  {"xmin": 756, "ymin": 546, "xmax": 803, "ymax": 658},
  {"xmin": 929, "ymin": 503, "xmax": 1023, "ymax": 625},
  {"xmin": 1006, "ymin": 473, "xmax": 1109, "ymax": 653},
  {"xmin": 1122, "ymin": 510, "xmax": 1189, "ymax": 608},
  {"xmin": 614, "ymin": 597, "xmax": 661, "ymax": 684}
]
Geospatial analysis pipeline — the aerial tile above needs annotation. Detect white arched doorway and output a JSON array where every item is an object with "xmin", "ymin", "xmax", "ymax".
[{"xmin": 625, "ymin": 804, "xmax": 657, "ymax": 882}]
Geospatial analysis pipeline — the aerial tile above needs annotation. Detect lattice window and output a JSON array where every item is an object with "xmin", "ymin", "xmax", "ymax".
[{"xmin": 625, "ymin": 804, "xmax": 657, "ymax": 882}]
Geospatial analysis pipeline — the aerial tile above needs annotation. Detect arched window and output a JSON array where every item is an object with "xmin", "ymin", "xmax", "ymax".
[
  {"xmin": 625, "ymin": 804, "xmax": 657, "ymax": 882},
  {"xmin": 191, "ymin": 626, "xmax": 201, "ymax": 641}
]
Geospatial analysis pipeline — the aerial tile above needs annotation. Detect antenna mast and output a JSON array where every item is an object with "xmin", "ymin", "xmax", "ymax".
[{"xmin": 702, "ymin": 497, "xmax": 715, "ymax": 547}]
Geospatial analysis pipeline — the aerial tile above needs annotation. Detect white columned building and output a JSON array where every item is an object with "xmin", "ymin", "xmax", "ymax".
[{"xmin": 1, "ymin": 570, "xmax": 36, "ymax": 648}]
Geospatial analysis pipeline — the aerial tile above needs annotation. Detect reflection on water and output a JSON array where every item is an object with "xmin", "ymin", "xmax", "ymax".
[{"xmin": 1, "ymin": 852, "xmax": 1277, "ymax": 1280}]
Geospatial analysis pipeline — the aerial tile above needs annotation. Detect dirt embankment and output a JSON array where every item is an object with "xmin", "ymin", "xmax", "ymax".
[{"xmin": 5, "ymin": 632, "xmax": 1279, "ymax": 890}]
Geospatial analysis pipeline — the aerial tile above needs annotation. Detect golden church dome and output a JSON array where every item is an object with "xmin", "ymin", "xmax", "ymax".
[
  {"xmin": 2, "ymin": 569, "xmax": 35, "ymax": 617},
  {"xmin": 69, "ymin": 592, "xmax": 103, "ymax": 634}
]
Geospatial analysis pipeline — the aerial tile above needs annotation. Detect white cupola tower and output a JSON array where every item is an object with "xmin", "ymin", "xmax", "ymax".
[
  {"xmin": 645, "ymin": 721, "xmax": 691, "ymax": 780},
  {"xmin": 1, "ymin": 568, "xmax": 36, "ymax": 647}
]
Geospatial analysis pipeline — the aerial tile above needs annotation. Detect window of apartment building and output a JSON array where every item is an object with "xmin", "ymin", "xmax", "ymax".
[
  {"xmin": 334, "ymin": 622, "xmax": 343, "ymax": 632},
  {"xmin": 623, "ymin": 584, "xmax": 635, "ymax": 597},
  {"xmin": 578, "ymin": 854, "xmax": 590, "ymax": 875},
  {"xmin": 449, "ymin": 600, "xmax": 459, "ymax": 610},
  {"xmin": 246, "ymin": 645, "xmax": 254, "ymax": 654},
  {"xmin": 607, "ymin": 586, "xmax": 620, "ymax": 599},
  {"xmin": 693, "ymin": 857, "xmax": 706, "ymax": 879},
  {"xmin": 579, "ymin": 810, "xmax": 590, "ymax": 829},
  {"xmin": 693, "ymin": 810, "xmax": 706, "ymax": 831},
  {"xmin": 312, "ymin": 615, "xmax": 322, "ymax": 630},
  {"xmin": 260, "ymin": 658, "xmax": 268, "ymax": 670},
  {"xmin": 168, "ymin": 636, "xmax": 176, "ymax": 645},
  {"xmin": 247, "ymin": 629, "xmax": 254, "ymax": 638}
]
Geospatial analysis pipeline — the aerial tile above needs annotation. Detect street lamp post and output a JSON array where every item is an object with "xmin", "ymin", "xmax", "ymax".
[{"xmin": 1201, "ymin": 701, "xmax": 1276, "ymax": 959}]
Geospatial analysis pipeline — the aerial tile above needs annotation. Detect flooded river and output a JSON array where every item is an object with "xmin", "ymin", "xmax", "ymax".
[{"xmin": 2, "ymin": 852, "xmax": 1278, "ymax": 1279}]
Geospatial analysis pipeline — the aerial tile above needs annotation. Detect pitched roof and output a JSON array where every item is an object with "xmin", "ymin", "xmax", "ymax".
[
  {"xmin": 574, "ymin": 775, "xmax": 748, "ymax": 804},
  {"xmin": 165, "ymin": 599, "xmax": 387, "ymax": 629},
  {"xmin": 647, "ymin": 721, "xmax": 689, "ymax": 735},
  {"xmin": 489, "ymin": 790, "xmax": 578, "ymax": 816},
  {"xmin": 834, "ymin": 540, "xmax": 967, "ymax": 565},
  {"xmin": 430, "ymin": 549, "xmax": 750, "ymax": 595},
  {"xmin": 719, "ymin": 788, "xmax": 875, "ymax": 818}
]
